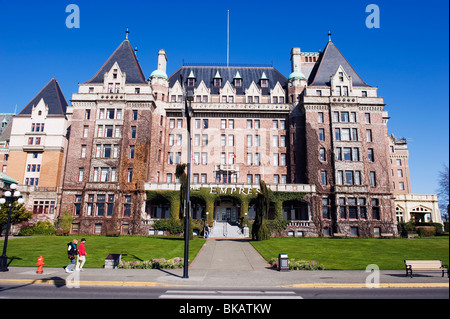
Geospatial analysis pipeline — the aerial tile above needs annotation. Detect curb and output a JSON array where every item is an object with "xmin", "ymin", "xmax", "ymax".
[
  {"xmin": 1, "ymin": 278, "xmax": 447, "ymax": 289},
  {"xmin": 285, "ymin": 283, "xmax": 449, "ymax": 288},
  {"xmin": 0, "ymin": 279, "xmax": 179, "ymax": 287}
]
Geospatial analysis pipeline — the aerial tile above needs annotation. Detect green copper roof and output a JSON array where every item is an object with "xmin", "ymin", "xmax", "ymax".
[
  {"xmin": 288, "ymin": 71, "xmax": 307, "ymax": 81},
  {"xmin": 150, "ymin": 69, "xmax": 168, "ymax": 79}
]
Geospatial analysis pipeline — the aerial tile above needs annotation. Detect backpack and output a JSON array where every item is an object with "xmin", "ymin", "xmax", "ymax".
[{"xmin": 67, "ymin": 243, "xmax": 77, "ymax": 259}]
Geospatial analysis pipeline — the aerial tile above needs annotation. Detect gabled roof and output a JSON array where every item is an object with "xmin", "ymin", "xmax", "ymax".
[
  {"xmin": 85, "ymin": 40, "xmax": 147, "ymax": 84},
  {"xmin": 169, "ymin": 66, "xmax": 287, "ymax": 95},
  {"xmin": 18, "ymin": 78, "xmax": 68, "ymax": 116},
  {"xmin": 309, "ymin": 41, "xmax": 370, "ymax": 87}
]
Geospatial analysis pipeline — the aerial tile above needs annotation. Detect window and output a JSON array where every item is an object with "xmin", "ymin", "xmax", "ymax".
[
  {"xmin": 322, "ymin": 198, "xmax": 330, "ymax": 219},
  {"xmin": 176, "ymin": 152, "xmax": 181, "ymax": 164},
  {"xmin": 273, "ymin": 135, "xmax": 278, "ymax": 147},
  {"xmin": 103, "ymin": 145, "xmax": 111, "ymax": 158},
  {"xmin": 321, "ymin": 171, "xmax": 327, "ymax": 185},
  {"xmin": 130, "ymin": 145, "xmax": 135, "ymax": 159},
  {"xmin": 339, "ymin": 198, "xmax": 347, "ymax": 218},
  {"xmin": 345, "ymin": 171, "xmax": 354, "ymax": 185},
  {"xmin": 362, "ymin": 91, "xmax": 368, "ymax": 97},
  {"xmin": 348, "ymin": 198, "xmax": 358, "ymax": 219},
  {"xmin": 281, "ymin": 153, "xmax": 286, "ymax": 166},
  {"xmin": 203, "ymin": 119, "xmax": 208, "ymax": 129},
  {"xmin": 169, "ymin": 134, "xmax": 174, "ymax": 146},
  {"xmin": 273, "ymin": 153, "xmax": 279, "ymax": 166},
  {"xmin": 274, "ymin": 175, "xmax": 279, "ymax": 184},
  {"xmin": 78, "ymin": 168, "xmax": 84, "ymax": 182},
  {"xmin": 396, "ymin": 159, "xmax": 402, "ymax": 166},
  {"xmin": 127, "ymin": 169, "xmax": 133, "ymax": 183},
  {"xmin": 365, "ymin": 113, "xmax": 371, "ymax": 123},
  {"xmin": 343, "ymin": 148, "xmax": 352, "ymax": 161},
  {"xmin": 247, "ymin": 153, "xmax": 253, "ymax": 165},
  {"xmin": 319, "ymin": 129, "xmax": 325, "ymax": 141},
  {"xmin": 280, "ymin": 135, "xmax": 286, "ymax": 147},
  {"xmin": 273, "ymin": 96, "xmax": 278, "ymax": 104},
  {"xmin": 247, "ymin": 135, "xmax": 253, "ymax": 147},
  {"xmin": 101, "ymin": 168, "xmax": 110, "ymax": 182},
  {"xmin": 201, "ymin": 174, "xmax": 207, "ymax": 183},
  {"xmin": 318, "ymin": 112, "xmax": 324, "ymax": 123},
  {"xmin": 221, "ymin": 119, "xmax": 227, "ymax": 129},
  {"xmin": 108, "ymin": 195, "xmax": 115, "ymax": 216},
  {"xmin": 370, "ymin": 171, "xmax": 376, "ymax": 186},
  {"xmin": 334, "ymin": 128, "xmax": 340, "ymax": 140},
  {"xmin": 320, "ymin": 148, "xmax": 326, "ymax": 161},
  {"xmin": 341, "ymin": 128, "xmax": 351, "ymax": 141},
  {"xmin": 97, "ymin": 195, "xmax": 105, "ymax": 216},
  {"xmin": 341, "ymin": 112, "xmax": 349, "ymax": 122},
  {"xmin": 247, "ymin": 120, "xmax": 253, "ymax": 129},
  {"xmin": 372, "ymin": 198, "xmax": 380, "ymax": 220},
  {"xmin": 228, "ymin": 135, "xmax": 234, "ymax": 146},
  {"xmin": 229, "ymin": 119, "xmax": 234, "ymax": 129},
  {"xmin": 221, "ymin": 134, "xmax": 226, "ymax": 146},
  {"xmin": 234, "ymin": 79, "xmax": 242, "ymax": 88},
  {"xmin": 202, "ymin": 152, "xmax": 207, "ymax": 165},
  {"xmin": 202, "ymin": 134, "xmax": 208, "ymax": 146},
  {"xmin": 399, "ymin": 182, "xmax": 405, "ymax": 190},
  {"xmin": 247, "ymin": 174, "xmax": 253, "ymax": 184},
  {"xmin": 169, "ymin": 119, "xmax": 175, "ymax": 128},
  {"xmin": 360, "ymin": 198, "xmax": 367, "ymax": 219},
  {"xmin": 280, "ymin": 120, "xmax": 286, "ymax": 130},
  {"xmin": 107, "ymin": 109, "xmax": 115, "ymax": 119},
  {"xmin": 261, "ymin": 79, "xmax": 268, "ymax": 88},
  {"xmin": 81, "ymin": 145, "xmax": 87, "ymax": 158},
  {"xmin": 248, "ymin": 96, "xmax": 253, "ymax": 103},
  {"xmin": 105, "ymin": 125, "xmax": 113, "ymax": 137},
  {"xmin": 273, "ymin": 120, "xmax": 278, "ymax": 129},
  {"xmin": 254, "ymin": 120, "xmax": 260, "ymax": 129},
  {"xmin": 366, "ymin": 129, "xmax": 373, "ymax": 142},
  {"xmin": 131, "ymin": 126, "xmax": 137, "ymax": 138},
  {"xmin": 255, "ymin": 135, "xmax": 260, "ymax": 147},
  {"xmin": 214, "ymin": 78, "xmax": 221, "ymax": 87},
  {"xmin": 133, "ymin": 110, "xmax": 138, "ymax": 120},
  {"xmin": 368, "ymin": 149, "xmax": 374, "ymax": 162}
]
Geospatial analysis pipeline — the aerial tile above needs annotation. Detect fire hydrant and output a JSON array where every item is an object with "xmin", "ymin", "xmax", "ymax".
[{"xmin": 36, "ymin": 256, "xmax": 45, "ymax": 274}]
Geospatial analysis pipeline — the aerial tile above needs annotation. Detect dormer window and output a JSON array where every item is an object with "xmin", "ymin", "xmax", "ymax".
[
  {"xmin": 261, "ymin": 79, "xmax": 268, "ymax": 88},
  {"xmin": 214, "ymin": 78, "xmax": 222, "ymax": 87},
  {"xmin": 234, "ymin": 78, "xmax": 242, "ymax": 88},
  {"xmin": 187, "ymin": 70, "xmax": 196, "ymax": 87}
]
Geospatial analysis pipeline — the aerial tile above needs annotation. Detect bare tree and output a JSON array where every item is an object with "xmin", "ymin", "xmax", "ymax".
[{"xmin": 437, "ymin": 164, "xmax": 449, "ymax": 222}]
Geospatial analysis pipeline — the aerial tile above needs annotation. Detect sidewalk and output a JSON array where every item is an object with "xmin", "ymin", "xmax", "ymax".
[{"xmin": 0, "ymin": 239, "xmax": 448, "ymax": 289}]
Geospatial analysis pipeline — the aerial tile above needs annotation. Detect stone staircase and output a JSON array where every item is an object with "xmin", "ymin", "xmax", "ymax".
[{"xmin": 209, "ymin": 221, "xmax": 247, "ymax": 238}]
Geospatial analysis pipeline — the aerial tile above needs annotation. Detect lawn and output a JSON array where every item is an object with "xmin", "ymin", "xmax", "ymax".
[
  {"xmin": 0, "ymin": 236, "xmax": 206, "ymax": 268},
  {"xmin": 250, "ymin": 236, "xmax": 449, "ymax": 270}
]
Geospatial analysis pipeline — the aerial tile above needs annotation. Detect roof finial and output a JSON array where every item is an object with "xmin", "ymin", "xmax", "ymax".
[
  {"xmin": 125, "ymin": 27, "xmax": 129, "ymax": 40},
  {"xmin": 328, "ymin": 29, "xmax": 332, "ymax": 42}
]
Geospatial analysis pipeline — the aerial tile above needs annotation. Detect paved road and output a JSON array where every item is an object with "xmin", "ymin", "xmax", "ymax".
[{"xmin": 0, "ymin": 283, "xmax": 447, "ymax": 299}]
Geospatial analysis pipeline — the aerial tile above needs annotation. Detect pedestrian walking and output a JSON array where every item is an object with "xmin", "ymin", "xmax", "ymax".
[
  {"xmin": 66, "ymin": 239, "xmax": 78, "ymax": 273},
  {"xmin": 76, "ymin": 238, "xmax": 87, "ymax": 271}
]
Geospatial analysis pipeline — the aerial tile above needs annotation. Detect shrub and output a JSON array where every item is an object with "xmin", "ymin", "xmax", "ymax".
[
  {"xmin": 18, "ymin": 221, "xmax": 56, "ymax": 236},
  {"xmin": 152, "ymin": 218, "xmax": 184, "ymax": 235},
  {"xmin": 268, "ymin": 257, "xmax": 324, "ymax": 270},
  {"xmin": 118, "ymin": 257, "xmax": 185, "ymax": 269}
]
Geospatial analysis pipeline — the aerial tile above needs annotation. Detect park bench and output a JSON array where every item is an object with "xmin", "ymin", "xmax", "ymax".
[
  {"xmin": 333, "ymin": 233, "xmax": 346, "ymax": 238},
  {"xmin": 380, "ymin": 233, "xmax": 394, "ymax": 238},
  {"xmin": 404, "ymin": 260, "xmax": 448, "ymax": 278},
  {"xmin": 55, "ymin": 230, "xmax": 69, "ymax": 236}
]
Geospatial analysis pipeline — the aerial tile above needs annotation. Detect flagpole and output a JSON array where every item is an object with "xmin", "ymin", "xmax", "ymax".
[{"xmin": 227, "ymin": 10, "xmax": 230, "ymax": 67}]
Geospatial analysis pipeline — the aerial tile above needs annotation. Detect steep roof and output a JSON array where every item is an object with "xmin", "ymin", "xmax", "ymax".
[
  {"xmin": 18, "ymin": 78, "xmax": 68, "ymax": 116},
  {"xmin": 85, "ymin": 40, "xmax": 147, "ymax": 84},
  {"xmin": 309, "ymin": 41, "xmax": 370, "ymax": 87},
  {"xmin": 169, "ymin": 66, "xmax": 287, "ymax": 95}
]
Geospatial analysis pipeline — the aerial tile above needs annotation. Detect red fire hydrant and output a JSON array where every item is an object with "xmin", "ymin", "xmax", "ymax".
[{"xmin": 36, "ymin": 256, "xmax": 45, "ymax": 274}]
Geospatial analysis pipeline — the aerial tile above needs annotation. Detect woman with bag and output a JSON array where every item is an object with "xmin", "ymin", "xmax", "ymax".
[{"xmin": 65, "ymin": 239, "xmax": 78, "ymax": 273}]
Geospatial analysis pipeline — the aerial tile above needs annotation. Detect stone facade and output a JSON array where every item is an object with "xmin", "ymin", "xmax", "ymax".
[{"xmin": 3, "ymin": 34, "xmax": 442, "ymax": 237}]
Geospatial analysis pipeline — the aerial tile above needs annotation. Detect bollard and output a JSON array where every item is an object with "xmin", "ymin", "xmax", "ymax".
[{"xmin": 36, "ymin": 256, "xmax": 45, "ymax": 274}]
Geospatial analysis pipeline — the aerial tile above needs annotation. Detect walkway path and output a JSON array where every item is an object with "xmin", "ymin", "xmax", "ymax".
[{"xmin": 190, "ymin": 239, "xmax": 269, "ymax": 271}]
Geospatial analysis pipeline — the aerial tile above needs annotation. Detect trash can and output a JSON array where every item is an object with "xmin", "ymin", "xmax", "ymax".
[
  {"xmin": 278, "ymin": 253, "xmax": 289, "ymax": 272},
  {"xmin": 105, "ymin": 254, "xmax": 121, "ymax": 269}
]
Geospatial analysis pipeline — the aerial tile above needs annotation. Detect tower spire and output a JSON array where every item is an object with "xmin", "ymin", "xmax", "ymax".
[
  {"xmin": 328, "ymin": 29, "xmax": 332, "ymax": 42},
  {"xmin": 125, "ymin": 27, "xmax": 129, "ymax": 40}
]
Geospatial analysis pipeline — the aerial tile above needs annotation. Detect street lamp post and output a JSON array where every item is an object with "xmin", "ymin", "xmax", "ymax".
[
  {"xmin": 0, "ymin": 183, "xmax": 25, "ymax": 272},
  {"xmin": 182, "ymin": 75, "xmax": 194, "ymax": 279}
]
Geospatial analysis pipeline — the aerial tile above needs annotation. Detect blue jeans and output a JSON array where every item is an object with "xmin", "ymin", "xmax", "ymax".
[{"xmin": 66, "ymin": 258, "xmax": 76, "ymax": 271}]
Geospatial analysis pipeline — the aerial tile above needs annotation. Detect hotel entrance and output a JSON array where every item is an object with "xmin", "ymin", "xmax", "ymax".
[{"xmin": 214, "ymin": 197, "xmax": 240, "ymax": 223}]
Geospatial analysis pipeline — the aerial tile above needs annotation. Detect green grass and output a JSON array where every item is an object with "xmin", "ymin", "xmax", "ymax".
[
  {"xmin": 250, "ymin": 237, "xmax": 449, "ymax": 270},
  {"xmin": 0, "ymin": 236, "xmax": 206, "ymax": 268}
]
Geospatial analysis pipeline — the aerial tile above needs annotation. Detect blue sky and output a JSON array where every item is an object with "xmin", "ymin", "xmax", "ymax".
[{"xmin": 0, "ymin": 0, "xmax": 448, "ymax": 195}]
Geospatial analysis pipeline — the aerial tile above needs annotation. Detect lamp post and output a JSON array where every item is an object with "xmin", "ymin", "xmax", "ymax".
[
  {"xmin": 181, "ymin": 74, "xmax": 194, "ymax": 279},
  {"xmin": 0, "ymin": 183, "xmax": 25, "ymax": 272}
]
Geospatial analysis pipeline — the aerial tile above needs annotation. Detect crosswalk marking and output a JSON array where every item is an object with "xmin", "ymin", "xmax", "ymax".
[{"xmin": 159, "ymin": 290, "xmax": 303, "ymax": 299}]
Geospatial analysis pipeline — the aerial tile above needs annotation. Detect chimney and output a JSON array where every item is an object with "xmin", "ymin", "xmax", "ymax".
[
  {"xmin": 290, "ymin": 47, "xmax": 302, "ymax": 74},
  {"xmin": 158, "ymin": 49, "xmax": 167, "ymax": 74}
]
